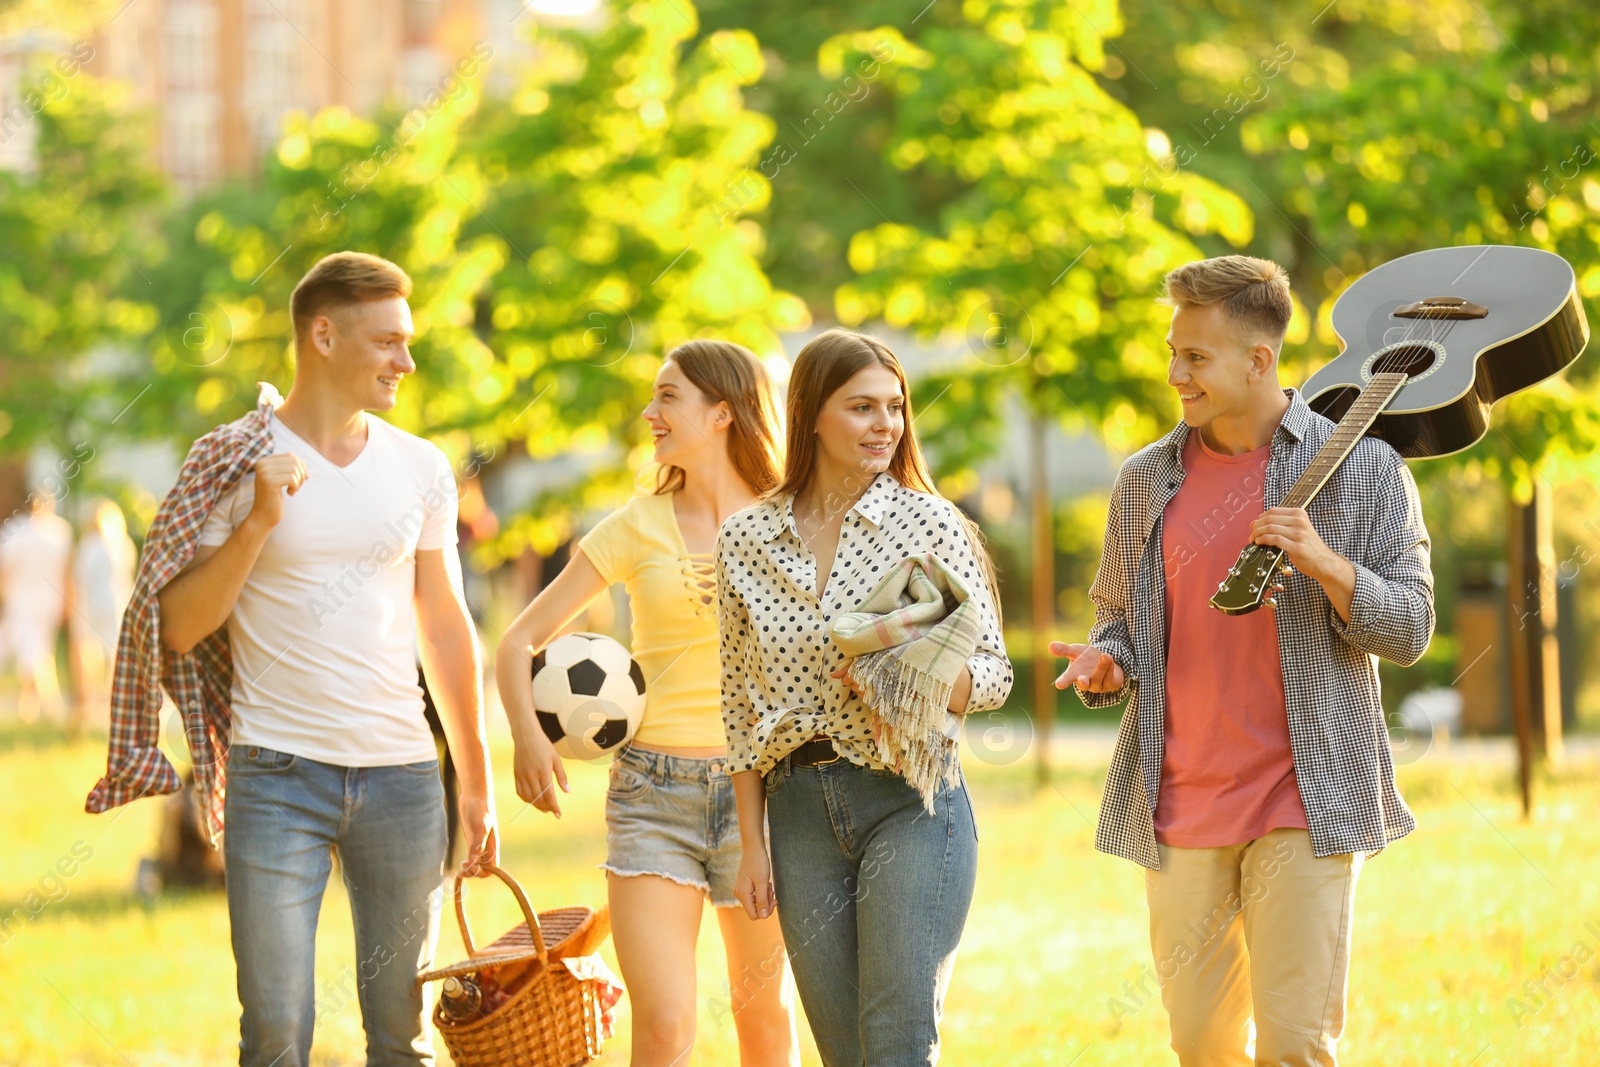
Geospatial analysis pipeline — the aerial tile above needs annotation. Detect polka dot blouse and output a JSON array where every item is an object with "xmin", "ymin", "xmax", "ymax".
[{"xmin": 715, "ymin": 471, "xmax": 1013, "ymax": 776}]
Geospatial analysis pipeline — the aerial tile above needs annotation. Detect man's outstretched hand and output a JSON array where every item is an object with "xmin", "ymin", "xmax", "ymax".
[{"xmin": 1050, "ymin": 642, "xmax": 1126, "ymax": 694}]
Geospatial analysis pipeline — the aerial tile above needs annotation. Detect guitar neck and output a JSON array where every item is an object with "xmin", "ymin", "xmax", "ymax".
[{"xmin": 1280, "ymin": 372, "xmax": 1408, "ymax": 509}]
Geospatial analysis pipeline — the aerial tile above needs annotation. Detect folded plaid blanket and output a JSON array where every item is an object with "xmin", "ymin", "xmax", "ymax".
[{"xmin": 829, "ymin": 551, "xmax": 980, "ymax": 811}]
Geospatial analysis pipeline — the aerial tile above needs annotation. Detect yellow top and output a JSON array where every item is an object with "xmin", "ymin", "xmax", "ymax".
[{"xmin": 577, "ymin": 492, "xmax": 723, "ymax": 748}]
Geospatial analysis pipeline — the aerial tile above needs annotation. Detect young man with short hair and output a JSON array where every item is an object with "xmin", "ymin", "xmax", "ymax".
[
  {"xmin": 89, "ymin": 252, "xmax": 496, "ymax": 1066},
  {"xmin": 1054, "ymin": 255, "xmax": 1433, "ymax": 1065}
]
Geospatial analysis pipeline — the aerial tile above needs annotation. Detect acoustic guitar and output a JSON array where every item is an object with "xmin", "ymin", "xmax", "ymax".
[{"xmin": 1209, "ymin": 244, "xmax": 1590, "ymax": 616}]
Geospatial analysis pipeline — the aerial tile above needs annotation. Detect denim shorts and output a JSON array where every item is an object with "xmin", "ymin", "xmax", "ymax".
[{"xmin": 600, "ymin": 746, "xmax": 741, "ymax": 908}]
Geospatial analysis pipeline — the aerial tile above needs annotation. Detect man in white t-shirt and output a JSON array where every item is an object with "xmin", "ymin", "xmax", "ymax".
[{"xmin": 158, "ymin": 252, "xmax": 497, "ymax": 1067}]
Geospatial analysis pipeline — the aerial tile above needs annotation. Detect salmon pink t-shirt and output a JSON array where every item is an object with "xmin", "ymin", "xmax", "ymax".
[{"xmin": 1155, "ymin": 430, "xmax": 1308, "ymax": 848}]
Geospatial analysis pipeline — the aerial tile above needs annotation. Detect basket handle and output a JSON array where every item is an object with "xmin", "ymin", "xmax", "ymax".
[{"xmin": 453, "ymin": 863, "xmax": 549, "ymax": 967}]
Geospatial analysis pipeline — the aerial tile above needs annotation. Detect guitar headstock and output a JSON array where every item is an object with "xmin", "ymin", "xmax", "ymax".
[{"xmin": 1208, "ymin": 543, "xmax": 1293, "ymax": 616}]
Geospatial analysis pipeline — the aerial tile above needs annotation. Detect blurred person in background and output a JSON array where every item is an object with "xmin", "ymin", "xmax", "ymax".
[
  {"xmin": 68, "ymin": 497, "xmax": 137, "ymax": 735},
  {"xmin": 0, "ymin": 491, "xmax": 73, "ymax": 721}
]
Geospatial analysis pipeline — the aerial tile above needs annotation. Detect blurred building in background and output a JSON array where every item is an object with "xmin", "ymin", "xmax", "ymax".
[
  {"xmin": 0, "ymin": 0, "xmax": 594, "ymax": 187},
  {"xmin": 86, "ymin": 0, "xmax": 546, "ymax": 191},
  {"xmin": 0, "ymin": 0, "xmax": 591, "ymax": 527}
]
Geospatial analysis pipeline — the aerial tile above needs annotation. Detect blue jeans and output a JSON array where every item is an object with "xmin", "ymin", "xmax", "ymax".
[
  {"xmin": 764, "ymin": 756, "xmax": 978, "ymax": 1066},
  {"xmin": 223, "ymin": 745, "xmax": 448, "ymax": 1067}
]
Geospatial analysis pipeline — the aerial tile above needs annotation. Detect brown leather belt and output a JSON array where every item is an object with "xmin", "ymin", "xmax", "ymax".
[{"xmin": 790, "ymin": 736, "xmax": 843, "ymax": 767}]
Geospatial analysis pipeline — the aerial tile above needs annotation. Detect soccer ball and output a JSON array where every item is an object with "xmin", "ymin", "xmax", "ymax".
[{"xmin": 530, "ymin": 632, "xmax": 646, "ymax": 761}]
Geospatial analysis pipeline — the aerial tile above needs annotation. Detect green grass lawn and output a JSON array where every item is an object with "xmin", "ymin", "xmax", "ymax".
[{"xmin": 3, "ymin": 720, "xmax": 1598, "ymax": 1066}]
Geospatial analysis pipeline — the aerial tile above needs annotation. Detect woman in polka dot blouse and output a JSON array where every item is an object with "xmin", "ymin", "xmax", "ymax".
[
  {"xmin": 716, "ymin": 328, "xmax": 1013, "ymax": 1065},
  {"xmin": 496, "ymin": 341, "xmax": 800, "ymax": 1066}
]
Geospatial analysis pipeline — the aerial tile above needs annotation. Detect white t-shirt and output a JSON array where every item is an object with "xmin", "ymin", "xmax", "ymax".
[{"xmin": 198, "ymin": 414, "xmax": 458, "ymax": 766}]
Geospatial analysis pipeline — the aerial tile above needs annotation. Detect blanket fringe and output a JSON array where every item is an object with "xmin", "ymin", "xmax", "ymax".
[{"xmin": 853, "ymin": 649, "xmax": 962, "ymax": 813}]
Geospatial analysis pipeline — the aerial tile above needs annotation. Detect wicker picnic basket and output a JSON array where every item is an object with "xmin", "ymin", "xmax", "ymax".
[{"xmin": 417, "ymin": 864, "xmax": 613, "ymax": 1067}]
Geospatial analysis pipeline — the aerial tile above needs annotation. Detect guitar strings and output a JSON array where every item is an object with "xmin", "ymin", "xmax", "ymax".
[{"xmin": 1290, "ymin": 300, "xmax": 1452, "ymax": 511}]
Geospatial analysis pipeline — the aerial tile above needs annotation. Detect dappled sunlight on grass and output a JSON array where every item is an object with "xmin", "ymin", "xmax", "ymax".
[{"xmin": 3, "ymin": 729, "xmax": 1597, "ymax": 1063}]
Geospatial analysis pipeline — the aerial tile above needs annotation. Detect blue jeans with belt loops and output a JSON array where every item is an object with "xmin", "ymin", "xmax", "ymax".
[
  {"xmin": 763, "ymin": 755, "xmax": 978, "ymax": 1066},
  {"xmin": 223, "ymin": 745, "xmax": 448, "ymax": 1067}
]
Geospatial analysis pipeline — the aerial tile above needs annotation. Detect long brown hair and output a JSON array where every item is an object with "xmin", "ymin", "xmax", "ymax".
[
  {"xmin": 775, "ymin": 328, "xmax": 1003, "ymax": 623},
  {"xmin": 654, "ymin": 339, "xmax": 783, "ymax": 497}
]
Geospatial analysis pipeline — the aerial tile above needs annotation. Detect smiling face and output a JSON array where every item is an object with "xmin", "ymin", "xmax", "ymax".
[
  {"xmin": 308, "ymin": 296, "xmax": 416, "ymax": 412},
  {"xmin": 643, "ymin": 359, "xmax": 728, "ymax": 469},
  {"xmin": 814, "ymin": 363, "xmax": 904, "ymax": 481},
  {"xmin": 1166, "ymin": 302, "xmax": 1276, "ymax": 431}
]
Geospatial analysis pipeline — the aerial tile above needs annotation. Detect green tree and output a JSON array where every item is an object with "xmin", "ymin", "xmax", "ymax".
[
  {"xmin": 460, "ymin": 0, "xmax": 806, "ymax": 555},
  {"xmin": 0, "ymin": 70, "xmax": 164, "ymax": 459},
  {"xmin": 1243, "ymin": 2, "xmax": 1600, "ymax": 492},
  {"xmin": 822, "ymin": 5, "xmax": 1250, "ymax": 457},
  {"xmin": 127, "ymin": 55, "xmax": 505, "ymax": 452},
  {"xmin": 135, "ymin": 2, "xmax": 802, "ymax": 559},
  {"xmin": 692, "ymin": 0, "xmax": 945, "ymax": 310}
]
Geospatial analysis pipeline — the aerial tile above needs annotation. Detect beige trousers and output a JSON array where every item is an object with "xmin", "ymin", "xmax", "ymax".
[{"xmin": 1143, "ymin": 828, "xmax": 1362, "ymax": 1067}]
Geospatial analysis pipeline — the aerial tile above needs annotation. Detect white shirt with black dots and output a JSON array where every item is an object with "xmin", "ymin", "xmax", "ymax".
[{"xmin": 715, "ymin": 471, "xmax": 1013, "ymax": 776}]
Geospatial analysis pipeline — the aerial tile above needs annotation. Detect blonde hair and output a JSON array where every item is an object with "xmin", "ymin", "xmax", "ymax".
[
  {"xmin": 290, "ymin": 252, "xmax": 413, "ymax": 341},
  {"xmin": 775, "ymin": 328, "xmax": 1003, "ymax": 626},
  {"xmin": 654, "ymin": 340, "xmax": 782, "ymax": 497},
  {"xmin": 1160, "ymin": 255, "xmax": 1292, "ymax": 345}
]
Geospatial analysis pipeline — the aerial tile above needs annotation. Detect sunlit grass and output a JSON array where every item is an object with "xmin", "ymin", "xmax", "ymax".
[{"xmin": 3, "ymin": 720, "xmax": 1597, "ymax": 1064}]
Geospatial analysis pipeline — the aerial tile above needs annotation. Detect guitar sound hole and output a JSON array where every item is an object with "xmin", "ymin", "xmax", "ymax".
[{"xmin": 1371, "ymin": 344, "xmax": 1437, "ymax": 378}]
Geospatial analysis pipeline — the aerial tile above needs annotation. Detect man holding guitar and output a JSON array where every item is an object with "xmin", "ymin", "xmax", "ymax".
[{"xmin": 1054, "ymin": 255, "xmax": 1435, "ymax": 1065}]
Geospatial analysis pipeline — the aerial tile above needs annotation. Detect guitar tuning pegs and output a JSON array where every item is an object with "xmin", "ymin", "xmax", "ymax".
[
  {"xmin": 1280, "ymin": 562, "xmax": 1296, "ymax": 576},
  {"xmin": 1264, "ymin": 595, "xmax": 1278, "ymax": 608}
]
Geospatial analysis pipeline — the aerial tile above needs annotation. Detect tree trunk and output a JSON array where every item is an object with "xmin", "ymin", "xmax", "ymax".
[
  {"xmin": 1032, "ymin": 408, "xmax": 1055, "ymax": 788},
  {"xmin": 1506, "ymin": 480, "xmax": 1564, "ymax": 817},
  {"xmin": 0, "ymin": 456, "xmax": 27, "ymax": 522}
]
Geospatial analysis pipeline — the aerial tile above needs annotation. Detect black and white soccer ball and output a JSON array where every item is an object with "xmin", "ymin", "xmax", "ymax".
[{"xmin": 530, "ymin": 632, "xmax": 646, "ymax": 761}]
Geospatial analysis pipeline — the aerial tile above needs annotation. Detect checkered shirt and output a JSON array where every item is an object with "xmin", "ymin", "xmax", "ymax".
[
  {"xmin": 84, "ymin": 383, "xmax": 280, "ymax": 844},
  {"xmin": 1080, "ymin": 389, "xmax": 1434, "ymax": 869}
]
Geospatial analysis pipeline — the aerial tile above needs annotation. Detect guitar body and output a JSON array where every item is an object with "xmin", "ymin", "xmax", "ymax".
[{"xmin": 1301, "ymin": 245, "xmax": 1589, "ymax": 458}]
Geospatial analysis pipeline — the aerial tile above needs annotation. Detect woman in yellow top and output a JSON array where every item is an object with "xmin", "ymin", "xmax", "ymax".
[{"xmin": 496, "ymin": 340, "xmax": 799, "ymax": 1066}]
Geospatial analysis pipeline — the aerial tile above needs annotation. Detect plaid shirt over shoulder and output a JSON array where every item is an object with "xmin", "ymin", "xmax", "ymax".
[
  {"xmin": 84, "ymin": 383, "xmax": 281, "ymax": 844},
  {"xmin": 1080, "ymin": 389, "xmax": 1434, "ymax": 869}
]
